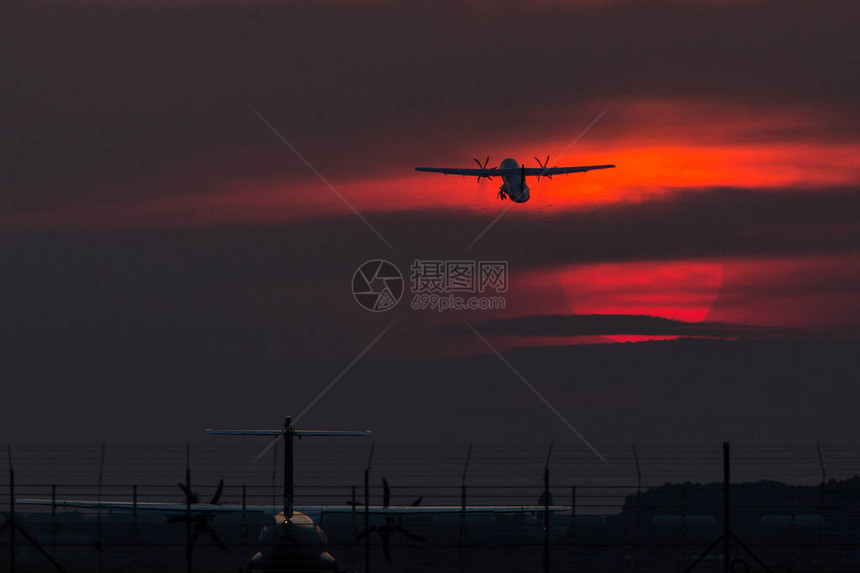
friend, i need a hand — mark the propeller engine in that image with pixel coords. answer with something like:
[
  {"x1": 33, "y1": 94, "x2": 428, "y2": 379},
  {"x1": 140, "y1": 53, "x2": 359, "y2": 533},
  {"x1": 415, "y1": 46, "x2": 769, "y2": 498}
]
[
  {"x1": 473, "y1": 156, "x2": 495, "y2": 183},
  {"x1": 171, "y1": 477, "x2": 229, "y2": 552},
  {"x1": 354, "y1": 478, "x2": 426, "y2": 562},
  {"x1": 534, "y1": 155, "x2": 553, "y2": 181}
]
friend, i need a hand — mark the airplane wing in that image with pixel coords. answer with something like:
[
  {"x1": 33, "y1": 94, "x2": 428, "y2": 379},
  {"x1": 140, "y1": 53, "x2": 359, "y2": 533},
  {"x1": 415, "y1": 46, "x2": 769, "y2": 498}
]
[
  {"x1": 414, "y1": 165, "x2": 614, "y2": 177},
  {"x1": 309, "y1": 505, "x2": 569, "y2": 515},
  {"x1": 414, "y1": 167, "x2": 505, "y2": 177},
  {"x1": 18, "y1": 499, "x2": 270, "y2": 514},
  {"x1": 522, "y1": 164, "x2": 615, "y2": 176},
  {"x1": 19, "y1": 499, "x2": 567, "y2": 517}
]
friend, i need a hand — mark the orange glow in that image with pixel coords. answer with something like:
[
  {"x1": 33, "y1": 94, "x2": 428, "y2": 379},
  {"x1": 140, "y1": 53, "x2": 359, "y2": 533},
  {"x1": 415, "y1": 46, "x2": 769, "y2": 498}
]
[{"x1": 3, "y1": 98, "x2": 859, "y2": 229}]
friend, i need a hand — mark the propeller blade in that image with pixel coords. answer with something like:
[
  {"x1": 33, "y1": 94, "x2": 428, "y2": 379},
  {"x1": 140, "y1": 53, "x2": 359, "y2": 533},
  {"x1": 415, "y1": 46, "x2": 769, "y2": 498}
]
[
  {"x1": 178, "y1": 483, "x2": 198, "y2": 505},
  {"x1": 210, "y1": 479, "x2": 224, "y2": 505},
  {"x1": 382, "y1": 477, "x2": 390, "y2": 508},
  {"x1": 209, "y1": 528, "x2": 230, "y2": 552},
  {"x1": 409, "y1": 496, "x2": 423, "y2": 507},
  {"x1": 474, "y1": 157, "x2": 493, "y2": 183}
]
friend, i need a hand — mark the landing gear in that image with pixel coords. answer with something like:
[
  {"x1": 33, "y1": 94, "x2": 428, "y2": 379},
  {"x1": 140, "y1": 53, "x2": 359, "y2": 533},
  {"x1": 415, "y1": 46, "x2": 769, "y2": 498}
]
[{"x1": 497, "y1": 190, "x2": 508, "y2": 201}]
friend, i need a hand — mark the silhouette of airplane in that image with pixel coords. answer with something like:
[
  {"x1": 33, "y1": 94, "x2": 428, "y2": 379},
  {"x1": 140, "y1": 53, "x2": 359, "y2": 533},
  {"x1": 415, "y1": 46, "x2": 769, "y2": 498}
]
[{"x1": 415, "y1": 156, "x2": 615, "y2": 202}]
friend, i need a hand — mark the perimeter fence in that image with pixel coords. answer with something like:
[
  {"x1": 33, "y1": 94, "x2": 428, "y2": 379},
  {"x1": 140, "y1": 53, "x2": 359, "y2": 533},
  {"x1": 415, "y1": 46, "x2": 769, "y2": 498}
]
[{"x1": 1, "y1": 442, "x2": 859, "y2": 572}]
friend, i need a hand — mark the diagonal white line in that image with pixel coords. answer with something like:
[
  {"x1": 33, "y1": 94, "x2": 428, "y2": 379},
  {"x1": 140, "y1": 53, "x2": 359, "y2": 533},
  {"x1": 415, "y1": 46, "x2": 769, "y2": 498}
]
[
  {"x1": 464, "y1": 107, "x2": 610, "y2": 251},
  {"x1": 464, "y1": 202, "x2": 514, "y2": 252},
  {"x1": 465, "y1": 321, "x2": 608, "y2": 464},
  {"x1": 294, "y1": 320, "x2": 397, "y2": 426},
  {"x1": 551, "y1": 107, "x2": 609, "y2": 170},
  {"x1": 252, "y1": 320, "x2": 396, "y2": 465},
  {"x1": 250, "y1": 106, "x2": 395, "y2": 251},
  {"x1": 252, "y1": 433, "x2": 283, "y2": 465}
]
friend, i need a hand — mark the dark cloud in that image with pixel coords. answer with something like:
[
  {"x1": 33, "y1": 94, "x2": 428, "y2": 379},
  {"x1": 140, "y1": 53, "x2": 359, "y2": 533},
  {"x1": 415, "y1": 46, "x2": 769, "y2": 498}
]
[
  {"x1": 461, "y1": 313, "x2": 789, "y2": 338},
  {"x1": 1, "y1": 185, "x2": 857, "y2": 364},
  {"x1": 1, "y1": 183, "x2": 858, "y2": 445},
  {"x1": 376, "y1": 185, "x2": 860, "y2": 266},
  {"x1": 2, "y1": 325, "x2": 859, "y2": 448},
  {"x1": 3, "y1": 185, "x2": 858, "y2": 320}
]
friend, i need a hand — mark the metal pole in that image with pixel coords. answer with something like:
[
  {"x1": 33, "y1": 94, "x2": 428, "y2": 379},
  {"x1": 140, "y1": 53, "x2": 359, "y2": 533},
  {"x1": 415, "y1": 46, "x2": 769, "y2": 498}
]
[
  {"x1": 185, "y1": 443, "x2": 192, "y2": 573},
  {"x1": 97, "y1": 443, "x2": 105, "y2": 573},
  {"x1": 816, "y1": 442, "x2": 826, "y2": 573},
  {"x1": 681, "y1": 483, "x2": 687, "y2": 564},
  {"x1": 129, "y1": 484, "x2": 137, "y2": 572},
  {"x1": 633, "y1": 444, "x2": 641, "y2": 573},
  {"x1": 9, "y1": 446, "x2": 16, "y2": 573},
  {"x1": 242, "y1": 485, "x2": 247, "y2": 539},
  {"x1": 132, "y1": 484, "x2": 138, "y2": 548},
  {"x1": 2, "y1": 448, "x2": 67, "y2": 573},
  {"x1": 544, "y1": 464, "x2": 550, "y2": 573},
  {"x1": 363, "y1": 443, "x2": 374, "y2": 573},
  {"x1": 351, "y1": 485, "x2": 356, "y2": 536},
  {"x1": 459, "y1": 443, "x2": 472, "y2": 573},
  {"x1": 543, "y1": 443, "x2": 553, "y2": 573},
  {"x1": 284, "y1": 416, "x2": 294, "y2": 518},
  {"x1": 723, "y1": 442, "x2": 730, "y2": 573},
  {"x1": 364, "y1": 468, "x2": 370, "y2": 573},
  {"x1": 51, "y1": 484, "x2": 57, "y2": 547}
]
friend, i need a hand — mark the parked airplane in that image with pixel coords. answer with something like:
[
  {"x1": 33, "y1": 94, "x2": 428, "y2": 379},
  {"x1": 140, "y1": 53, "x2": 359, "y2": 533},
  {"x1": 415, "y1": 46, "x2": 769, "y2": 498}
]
[
  {"x1": 415, "y1": 156, "x2": 615, "y2": 202},
  {"x1": 17, "y1": 417, "x2": 567, "y2": 570}
]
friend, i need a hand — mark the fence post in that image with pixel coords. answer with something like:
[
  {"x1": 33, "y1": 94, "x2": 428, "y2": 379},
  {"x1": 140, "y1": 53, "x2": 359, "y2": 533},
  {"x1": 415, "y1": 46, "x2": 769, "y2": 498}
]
[
  {"x1": 633, "y1": 444, "x2": 641, "y2": 573},
  {"x1": 816, "y1": 442, "x2": 826, "y2": 573},
  {"x1": 242, "y1": 484, "x2": 248, "y2": 538},
  {"x1": 97, "y1": 443, "x2": 106, "y2": 573},
  {"x1": 723, "y1": 442, "x2": 730, "y2": 573},
  {"x1": 51, "y1": 484, "x2": 57, "y2": 547},
  {"x1": 459, "y1": 443, "x2": 472, "y2": 573},
  {"x1": 9, "y1": 446, "x2": 16, "y2": 573},
  {"x1": 543, "y1": 443, "x2": 553, "y2": 573}
]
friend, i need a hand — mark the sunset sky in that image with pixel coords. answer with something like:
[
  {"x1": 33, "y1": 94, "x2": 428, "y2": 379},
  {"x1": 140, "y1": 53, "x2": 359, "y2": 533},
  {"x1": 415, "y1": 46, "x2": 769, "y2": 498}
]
[{"x1": 1, "y1": 0, "x2": 858, "y2": 451}]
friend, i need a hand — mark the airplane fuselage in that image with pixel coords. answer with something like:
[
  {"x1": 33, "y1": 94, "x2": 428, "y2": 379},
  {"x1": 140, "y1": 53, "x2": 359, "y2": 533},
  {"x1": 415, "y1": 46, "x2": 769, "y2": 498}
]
[{"x1": 498, "y1": 158, "x2": 530, "y2": 203}]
